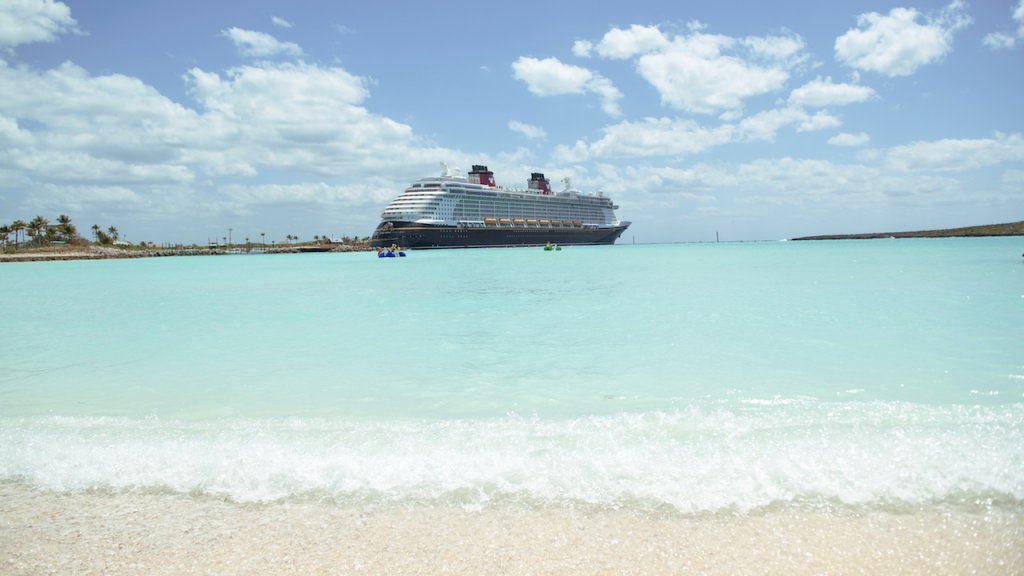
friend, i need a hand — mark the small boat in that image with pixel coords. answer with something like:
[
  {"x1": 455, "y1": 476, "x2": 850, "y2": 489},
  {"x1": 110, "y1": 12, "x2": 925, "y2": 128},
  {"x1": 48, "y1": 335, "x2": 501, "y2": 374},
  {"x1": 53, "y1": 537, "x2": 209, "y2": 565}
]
[{"x1": 377, "y1": 245, "x2": 407, "y2": 258}]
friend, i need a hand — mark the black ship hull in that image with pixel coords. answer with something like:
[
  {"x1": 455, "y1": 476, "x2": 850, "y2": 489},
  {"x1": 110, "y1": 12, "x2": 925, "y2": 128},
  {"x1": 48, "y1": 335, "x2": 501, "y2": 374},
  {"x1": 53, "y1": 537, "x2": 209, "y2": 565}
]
[{"x1": 370, "y1": 221, "x2": 629, "y2": 249}]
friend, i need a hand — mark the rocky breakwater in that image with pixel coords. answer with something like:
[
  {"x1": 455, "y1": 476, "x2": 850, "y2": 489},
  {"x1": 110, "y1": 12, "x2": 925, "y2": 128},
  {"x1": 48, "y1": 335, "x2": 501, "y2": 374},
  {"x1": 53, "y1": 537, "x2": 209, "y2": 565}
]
[
  {"x1": 1, "y1": 246, "x2": 222, "y2": 263},
  {"x1": 1, "y1": 244, "x2": 374, "y2": 263}
]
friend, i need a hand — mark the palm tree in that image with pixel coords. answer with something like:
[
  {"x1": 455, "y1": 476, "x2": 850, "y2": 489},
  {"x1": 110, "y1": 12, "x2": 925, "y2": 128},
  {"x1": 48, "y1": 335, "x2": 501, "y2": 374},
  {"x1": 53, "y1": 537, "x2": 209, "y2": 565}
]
[
  {"x1": 57, "y1": 214, "x2": 77, "y2": 243},
  {"x1": 107, "y1": 226, "x2": 119, "y2": 242},
  {"x1": 28, "y1": 215, "x2": 47, "y2": 246},
  {"x1": 10, "y1": 219, "x2": 26, "y2": 249},
  {"x1": 0, "y1": 224, "x2": 9, "y2": 250},
  {"x1": 91, "y1": 224, "x2": 101, "y2": 242},
  {"x1": 260, "y1": 232, "x2": 266, "y2": 246}
]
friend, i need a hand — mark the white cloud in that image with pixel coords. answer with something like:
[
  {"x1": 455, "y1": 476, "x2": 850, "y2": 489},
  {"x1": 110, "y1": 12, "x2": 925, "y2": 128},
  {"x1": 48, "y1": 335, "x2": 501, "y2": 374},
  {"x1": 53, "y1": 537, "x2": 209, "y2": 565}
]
[
  {"x1": 555, "y1": 117, "x2": 734, "y2": 161},
  {"x1": 737, "y1": 107, "x2": 840, "y2": 141},
  {"x1": 511, "y1": 56, "x2": 622, "y2": 116},
  {"x1": 595, "y1": 24, "x2": 668, "y2": 59},
  {"x1": 0, "y1": 0, "x2": 77, "y2": 49},
  {"x1": 0, "y1": 59, "x2": 205, "y2": 176},
  {"x1": 0, "y1": 53, "x2": 456, "y2": 233},
  {"x1": 835, "y1": 1, "x2": 971, "y2": 77},
  {"x1": 737, "y1": 158, "x2": 882, "y2": 203},
  {"x1": 508, "y1": 120, "x2": 547, "y2": 140},
  {"x1": 185, "y1": 62, "x2": 428, "y2": 174},
  {"x1": 729, "y1": 156, "x2": 980, "y2": 215},
  {"x1": 572, "y1": 39, "x2": 593, "y2": 57},
  {"x1": 554, "y1": 104, "x2": 846, "y2": 162},
  {"x1": 633, "y1": 30, "x2": 800, "y2": 114},
  {"x1": 220, "y1": 181, "x2": 386, "y2": 208},
  {"x1": 829, "y1": 132, "x2": 871, "y2": 146},
  {"x1": 797, "y1": 110, "x2": 842, "y2": 132},
  {"x1": 983, "y1": 0, "x2": 1024, "y2": 50},
  {"x1": 886, "y1": 133, "x2": 1024, "y2": 172},
  {"x1": 788, "y1": 77, "x2": 877, "y2": 107},
  {"x1": 742, "y1": 34, "x2": 809, "y2": 69},
  {"x1": 527, "y1": 24, "x2": 808, "y2": 117},
  {"x1": 222, "y1": 27, "x2": 303, "y2": 58},
  {"x1": 634, "y1": 27, "x2": 802, "y2": 115},
  {"x1": 512, "y1": 56, "x2": 592, "y2": 95},
  {"x1": 983, "y1": 32, "x2": 1017, "y2": 50},
  {"x1": 271, "y1": 16, "x2": 293, "y2": 29},
  {"x1": 589, "y1": 163, "x2": 724, "y2": 201}
]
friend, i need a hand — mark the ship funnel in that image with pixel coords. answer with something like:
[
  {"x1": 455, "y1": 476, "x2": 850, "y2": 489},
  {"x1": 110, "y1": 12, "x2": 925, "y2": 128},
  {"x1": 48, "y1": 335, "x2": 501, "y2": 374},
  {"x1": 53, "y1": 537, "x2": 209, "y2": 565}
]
[
  {"x1": 468, "y1": 164, "x2": 496, "y2": 187},
  {"x1": 528, "y1": 172, "x2": 551, "y2": 194}
]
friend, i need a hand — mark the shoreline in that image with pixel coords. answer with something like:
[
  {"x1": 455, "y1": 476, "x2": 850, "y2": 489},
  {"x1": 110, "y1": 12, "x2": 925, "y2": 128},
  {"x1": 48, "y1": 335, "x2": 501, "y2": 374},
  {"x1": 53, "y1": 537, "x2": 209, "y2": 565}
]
[
  {"x1": 791, "y1": 220, "x2": 1024, "y2": 241},
  {"x1": 0, "y1": 244, "x2": 373, "y2": 263},
  {"x1": 1, "y1": 483, "x2": 1021, "y2": 575}
]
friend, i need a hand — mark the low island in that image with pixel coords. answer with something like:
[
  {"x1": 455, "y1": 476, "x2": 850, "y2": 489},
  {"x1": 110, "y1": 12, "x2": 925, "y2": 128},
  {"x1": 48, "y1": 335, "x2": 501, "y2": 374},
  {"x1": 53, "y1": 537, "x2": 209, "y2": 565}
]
[{"x1": 791, "y1": 220, "x2": 1024, "y2": 240}]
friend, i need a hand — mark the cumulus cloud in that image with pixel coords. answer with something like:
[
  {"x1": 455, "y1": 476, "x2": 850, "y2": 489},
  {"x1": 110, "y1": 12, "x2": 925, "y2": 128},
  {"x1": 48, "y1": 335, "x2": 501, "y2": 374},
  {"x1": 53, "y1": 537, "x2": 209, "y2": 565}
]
[
  {"x1": 0, "y1": 59, "x2": 204, "y2": 175},
  {"x1": 572, "y1": 39, "x2": 593, "y2": 57},
  {"x1": 511, "y1": 56, "x2": 622, "y2": 116},
  {"x1": 0, "y1": 0, "x2": 77, "y2": 49},
  {"x1": 552, "y1": 103, "x2": 848, "y2": 162},
  {"x1": 835, "y1": 1, "x2": 972, "y2": 76},
  {"x1": 983, "y1": 0, "x2": 1024, "y2": 50},
  {"x1": 829, "y1": 132, "x2": 871, "y2": 146},
  {"x1": 184, "y1": 61, "x2": 426, "y2": 175},
  {"x1": 788, "y1": 77, "x2": 877, "y2": 107},
  {"x1": 508, "y1": 120, "x2": 547, "y2": 141},
  {"x1": 737, "y1": 107, "x2": 840, "y2": 141},
  {"x1": 886, "y1": 132, "x2": 1024, "y2": 172},
  {"x1": 639, "y1": 35, "x2": 790, "y2": 114},
  {"x1": 220, "y1": 181, "x2": 384, "y2": 207},
  {"x1": 271, "y1": 16, "x2": 293, "y2": 29},
  {"x1": 222, "y1": 27, "x2": 303, "y2": 58},
  {"x1": 553, "y1": 117, "x2": 735, "y2": 162},
  {"x1": 594, "y1": 24, "x2": 669, "y2": 59},
  {"x1": 601, "y1": 25, "x2": 805, "y2": 115},
  {"x1": 0, "y1": 50, "x2": 456, "y2": 233},
  {"x1": 742, "y1": 34, "x2": 810, "y2": 69},
  {"x1": 519, "y1": 24, "x2": 807, "y2": 117}
]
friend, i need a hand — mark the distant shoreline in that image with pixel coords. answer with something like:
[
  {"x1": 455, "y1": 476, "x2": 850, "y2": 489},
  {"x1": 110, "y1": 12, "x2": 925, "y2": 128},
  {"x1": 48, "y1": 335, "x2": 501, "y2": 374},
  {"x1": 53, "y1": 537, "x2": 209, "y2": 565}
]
[
  {"x1": 791, "y1": 220, "x2": 1024, "y2": 241},
  {"x1": 0, "y1": 244, "x2": 373, "y2": 263}
]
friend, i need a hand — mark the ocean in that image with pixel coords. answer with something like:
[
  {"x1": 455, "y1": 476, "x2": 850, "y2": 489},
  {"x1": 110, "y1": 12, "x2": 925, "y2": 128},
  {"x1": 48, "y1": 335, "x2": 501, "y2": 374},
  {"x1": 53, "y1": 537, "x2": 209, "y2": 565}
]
[{"x1": 1, "y1": 238, "x2": 1022, "y2": 574}]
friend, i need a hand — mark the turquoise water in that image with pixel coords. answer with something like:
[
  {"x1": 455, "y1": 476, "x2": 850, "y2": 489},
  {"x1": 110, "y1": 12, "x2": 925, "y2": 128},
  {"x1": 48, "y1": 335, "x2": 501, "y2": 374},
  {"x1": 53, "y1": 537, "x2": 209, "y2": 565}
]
[{"x1": 1, "y1": 238, "x2": 1022, "y2": 510}]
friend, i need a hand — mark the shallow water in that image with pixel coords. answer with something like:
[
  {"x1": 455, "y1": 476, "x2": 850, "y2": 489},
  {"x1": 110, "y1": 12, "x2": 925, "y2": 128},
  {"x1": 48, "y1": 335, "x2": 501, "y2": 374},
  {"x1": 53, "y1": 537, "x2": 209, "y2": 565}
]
[{"x1": 1, "y1": 238, "x2": 1022, "y2": 513}]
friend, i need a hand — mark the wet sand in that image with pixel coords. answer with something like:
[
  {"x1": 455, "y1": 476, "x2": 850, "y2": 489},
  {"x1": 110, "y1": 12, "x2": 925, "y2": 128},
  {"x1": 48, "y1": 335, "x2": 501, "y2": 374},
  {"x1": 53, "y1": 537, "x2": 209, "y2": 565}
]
[{"x1": 1, "y1": 483, "x2": 1021, "y2": 575}]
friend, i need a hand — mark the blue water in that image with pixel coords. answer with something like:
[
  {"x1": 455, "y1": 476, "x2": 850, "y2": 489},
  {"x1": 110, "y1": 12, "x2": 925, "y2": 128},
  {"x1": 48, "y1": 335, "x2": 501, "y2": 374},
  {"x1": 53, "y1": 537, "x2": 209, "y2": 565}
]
[{"x1": 1, "y1": 238, "x2": 1022, "y2": 510}]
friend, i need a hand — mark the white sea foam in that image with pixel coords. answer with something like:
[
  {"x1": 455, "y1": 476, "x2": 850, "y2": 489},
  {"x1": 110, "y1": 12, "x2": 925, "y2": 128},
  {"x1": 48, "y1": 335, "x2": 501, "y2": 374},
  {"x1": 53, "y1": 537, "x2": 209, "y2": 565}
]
[{"x1": 2, "y1": 401, "x2": 1022, "y2": 512}]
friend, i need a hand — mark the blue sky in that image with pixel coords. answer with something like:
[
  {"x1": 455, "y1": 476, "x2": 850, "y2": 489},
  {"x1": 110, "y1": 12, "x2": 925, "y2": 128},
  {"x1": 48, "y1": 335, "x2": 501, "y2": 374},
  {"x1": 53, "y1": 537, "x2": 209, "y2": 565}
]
[{"x1": 1, "y1": 0, "x2": 1022, "y2": 244}]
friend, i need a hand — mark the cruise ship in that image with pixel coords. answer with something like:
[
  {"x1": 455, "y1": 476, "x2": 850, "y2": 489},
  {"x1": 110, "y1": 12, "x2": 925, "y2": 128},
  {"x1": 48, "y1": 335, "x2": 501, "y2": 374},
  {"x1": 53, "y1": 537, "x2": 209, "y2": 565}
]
[{"x1": 369, "y1": 164, "x2": 630, "y2": 249}]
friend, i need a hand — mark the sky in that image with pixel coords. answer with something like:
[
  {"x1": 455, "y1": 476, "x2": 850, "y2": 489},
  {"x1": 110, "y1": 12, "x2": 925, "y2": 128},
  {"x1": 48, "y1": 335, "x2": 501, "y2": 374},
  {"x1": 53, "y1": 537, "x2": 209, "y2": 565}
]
[{"x1": 0, "y1": 0, "x2": 1022, "y2": 244}]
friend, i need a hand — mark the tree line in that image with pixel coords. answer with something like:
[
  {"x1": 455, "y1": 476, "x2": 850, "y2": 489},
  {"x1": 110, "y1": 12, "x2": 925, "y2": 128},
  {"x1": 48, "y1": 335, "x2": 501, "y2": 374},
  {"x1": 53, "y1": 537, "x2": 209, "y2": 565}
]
[
  {"x1": 2, "y1": 214, "x2": 372, "y2": 252},
  {"x1": 0, "y1": 214, "x2": 121, "y2": 251}
]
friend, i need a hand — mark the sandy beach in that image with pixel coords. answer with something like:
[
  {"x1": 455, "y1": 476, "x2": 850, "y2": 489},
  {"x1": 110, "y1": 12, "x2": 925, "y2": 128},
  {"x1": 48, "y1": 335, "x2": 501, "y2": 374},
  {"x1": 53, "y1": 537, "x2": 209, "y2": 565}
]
[{"x1": 1, "y1": 483, "x2": 1021, "y2": 576}]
